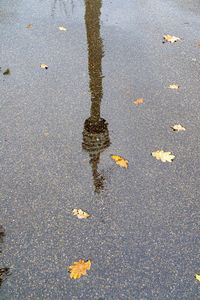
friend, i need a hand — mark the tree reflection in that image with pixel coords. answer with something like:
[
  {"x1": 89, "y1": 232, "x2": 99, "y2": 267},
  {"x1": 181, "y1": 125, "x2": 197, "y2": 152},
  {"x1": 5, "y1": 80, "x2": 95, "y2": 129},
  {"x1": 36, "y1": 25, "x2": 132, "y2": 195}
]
[
  {"x1": 82, "y1": 0, "x2": 110, "y2": 193},
  {"x1": 0, "y1": 226, "x2": 10, "y2": 287}
]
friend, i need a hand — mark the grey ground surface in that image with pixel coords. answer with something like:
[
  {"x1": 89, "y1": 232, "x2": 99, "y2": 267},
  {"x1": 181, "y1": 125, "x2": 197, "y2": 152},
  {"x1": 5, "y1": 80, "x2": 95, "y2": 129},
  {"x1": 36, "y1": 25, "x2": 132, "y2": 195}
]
[{"x1": 1, "y1": 0, "x2": 200, "y2": 299}]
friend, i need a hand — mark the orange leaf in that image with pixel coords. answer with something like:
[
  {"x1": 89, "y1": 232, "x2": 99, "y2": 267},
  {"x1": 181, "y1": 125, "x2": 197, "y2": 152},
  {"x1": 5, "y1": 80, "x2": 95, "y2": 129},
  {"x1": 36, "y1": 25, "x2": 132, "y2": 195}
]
[
  {"x1": 193, "y1": 42, "x2": 200, "y2": 47},
  {"x1": 68, "y1": 260, "x2": 91, "y2": 279},
  {"x1": 133, "y1": 98, "x2": 144, "y2": 106}
]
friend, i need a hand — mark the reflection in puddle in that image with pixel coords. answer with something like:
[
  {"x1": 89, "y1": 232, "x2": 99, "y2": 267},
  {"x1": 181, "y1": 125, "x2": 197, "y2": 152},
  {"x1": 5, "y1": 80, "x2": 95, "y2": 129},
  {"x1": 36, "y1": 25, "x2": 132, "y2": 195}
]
[
  {"x1": 82, "y1": 0, "x2": 110, "y2": 193},
  {"x1": 51, "y1": 0, "x2": 76, "y2": 17},
  {"x1": 0, "y1": 226, "x2": 10, "y2": 287}
]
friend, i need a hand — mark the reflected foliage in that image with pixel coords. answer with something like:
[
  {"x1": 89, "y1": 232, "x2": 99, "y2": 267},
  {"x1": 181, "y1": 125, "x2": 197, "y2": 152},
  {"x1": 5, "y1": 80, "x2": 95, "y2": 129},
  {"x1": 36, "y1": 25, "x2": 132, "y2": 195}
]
[{"x1": 0, "y1": 226, "x2": 10, "y2": 287}]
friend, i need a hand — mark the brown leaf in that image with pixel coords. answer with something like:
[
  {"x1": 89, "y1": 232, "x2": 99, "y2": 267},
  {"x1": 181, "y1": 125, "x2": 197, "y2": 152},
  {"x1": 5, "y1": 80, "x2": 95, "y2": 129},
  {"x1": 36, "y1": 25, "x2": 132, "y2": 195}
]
[
  {"x1": 111, "y1": 155, "x2": 128, "y2": 169},
  {"x1": 133, "y1": 98, "x2": 144, "y2": 106},
  {"x1": 68, "y1": 260, "x2": 91, "y2": 279},
  {"x1": 3, "y1": 69, "x2": 11, "y2": 75},
  {"x1": 72, "y1": 209, "x2": 90, "y2": 219},
  {"x1": 193, "y1": 42, "x2": 200, "y2": 47}
]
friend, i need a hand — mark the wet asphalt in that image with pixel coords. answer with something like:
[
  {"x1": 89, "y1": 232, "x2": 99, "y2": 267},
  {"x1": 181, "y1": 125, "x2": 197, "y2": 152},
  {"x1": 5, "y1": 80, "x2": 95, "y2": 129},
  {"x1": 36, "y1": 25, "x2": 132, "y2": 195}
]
[{"x1": 1, "y1": 0, "x2": 200, "y2": 299}]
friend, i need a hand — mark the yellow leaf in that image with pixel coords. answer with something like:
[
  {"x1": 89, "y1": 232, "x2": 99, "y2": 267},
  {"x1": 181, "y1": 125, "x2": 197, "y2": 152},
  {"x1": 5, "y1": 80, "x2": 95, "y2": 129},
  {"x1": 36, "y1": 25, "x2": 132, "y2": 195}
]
[
  {"x1": 68, "y1": 260, "x2": 91, "y2": 279},
  {"x1": 111, "y1": 155, "x2": 129, "y2": 169},
  {"x1": 26, "y1": 24, "x2": 33, "y2": 29},
  {"x1": 195, "y1": 274, "x2": 200, "y2": 281},
  {"x1": 163, "y1": 35, "x2": 181, "y2": 43},
  {"x1": 171, "y1": 124, "x2": 186, "y2": 132},
  {"x1": 59, "y1": 26, "x2": 67, "y2": 31},
  {"x1": 133, "y1": 98, "x2": 144, "y2": 106},
  {"x1": 40, "y1": 64, "x2": 48, "y2": 69},
  {"x1": 168, "y1": 84, "x2": 180, "y2": 90},
  {"x1": 151, "y1": 150, "x2": 175, "y2": 162},
  {"x1": 72, "y1": 209, "x2": 90, "y2": 219}
]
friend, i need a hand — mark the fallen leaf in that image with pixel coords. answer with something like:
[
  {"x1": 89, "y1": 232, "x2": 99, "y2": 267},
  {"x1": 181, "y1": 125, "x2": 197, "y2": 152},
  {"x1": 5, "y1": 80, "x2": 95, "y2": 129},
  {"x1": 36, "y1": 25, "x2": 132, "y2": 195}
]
[
  {"x1": 168, "y1": 84, "x2": 180, "y2": 90},
  {"x1": 72, "y1": 209, "x2": 90, "y2": 219},
  {"x1": 171, "y1": 124, "x2": 186, "y2": 132},
  {"x1": 151, "y1": 150, "x2": 175, "y2": 162},
  {"x1": 59, "y1": 26, "x2": 67, "y2": 31},
  {"x1": 40, "y1": 64, "x2": 48, "y2": 69},
  {"x1": 111, "y1": 155, "x2": 129, "y2": 169},
  {"x1": 3, "y1": 69, "x2": 11, "y2": 75},
  {"x1": 68, "y1": 260, "x2": 91, "y2": 279},
  {"x1": 163, "y1": 35, "x2": 181, "y2": 43},
  {"x1": 195, "y1": 274, "x2": 200, "y2": 282},
  {"x1": 26, "y1": 24, "x2": 32, "y2": 29},
  {"x1": 133, "y1": 98, "x2": 144, "y2": 106},
  {"x1": 193, "y1": 42, "x2": 200, "y2": 47}
]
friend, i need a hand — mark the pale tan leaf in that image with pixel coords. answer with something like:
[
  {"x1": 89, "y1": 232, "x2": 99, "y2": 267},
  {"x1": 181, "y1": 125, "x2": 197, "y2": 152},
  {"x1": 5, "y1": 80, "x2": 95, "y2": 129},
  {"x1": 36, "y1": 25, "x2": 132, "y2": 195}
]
[
  {"x1": 133, "y1": 98, "x2": 144, "y2": 106},
  {"x1": 59, "y1": 26, "x2": 67, "y2": 31},
  {"x1": 171, "y1": 124, "x2": 186, "y2": 132},
  {"x1": 152, "y1": 150, "x2": 175, "y2": 162},
  {"x1": 163, "y1": 35, "x2": 181, "y2": 43},
  {"x1": 168, "y1": 84, "x2": 180, "y2": 90},
  {"x1": 40, "y1": 64, "x2": 48, "y2": 69},
  {"x1": 68, "y1": 260, "x2": 91, "y2": 279},
  {"x1": 72, "y1": 209, "x2": 90, "y2": 219},
  {"x1": 111, "y1": 155, "x2": 129, "y2": 169},
  {"x1": 26, "y1": 24, "x2": 33, "y2": 29},
  {"x1": 193, "y1": 42, "x2": 200, "y2": 47}
]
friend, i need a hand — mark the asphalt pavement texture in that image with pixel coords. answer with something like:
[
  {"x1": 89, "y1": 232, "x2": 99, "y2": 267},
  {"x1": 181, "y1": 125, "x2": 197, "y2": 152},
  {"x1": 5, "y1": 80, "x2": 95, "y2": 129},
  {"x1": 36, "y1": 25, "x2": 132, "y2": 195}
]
[{"x1": 1, "y1": 0, "x2": 200, "y2": 299}]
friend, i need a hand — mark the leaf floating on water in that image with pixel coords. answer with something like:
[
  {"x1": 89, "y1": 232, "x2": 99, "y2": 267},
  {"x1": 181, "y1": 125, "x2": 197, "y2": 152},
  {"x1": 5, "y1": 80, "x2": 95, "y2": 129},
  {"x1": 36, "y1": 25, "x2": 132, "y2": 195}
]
[
  {"x1": 151, "y1": 150, "x2": 175, "y2": 162},
  {"x1": 195, "y1": 274, "x2": 200, "y2": 282},
  {"x1": 40, "y1": 64, "x2": 48, "y2": 70},
  {"x1": 3, "y1": 69, "x2": 11, "y2": 75},
  {"x1": 68, "y1": 260, "x2": 91, "y2": 279},
  {"x1": 163, "y1": 35, "x2": 181, "y2": 43},
  {"x1": 133, "y1": 98, "x2": 144, "y2": 106},
  {"x1": 171, "y1": 124, "x2": 186, "y2": 132},
  {"x1": 26, "y1": 24, "x2": 33, "y2": 29},
  {"x1": 59, "y1": 26, "x2": 67, "y2": 31},
  {"x1": 72, "y1": 209, "x2": 90, "y2": 219},
  {"x1": 168, "y1": 84, "x2": 180, "y2": 90},
  {"x1": 111, "y1": 155, "x2": 129, "y2": 169},
  {"x1": 193, "y1": 42, "x2": 200, "y2": 47}
]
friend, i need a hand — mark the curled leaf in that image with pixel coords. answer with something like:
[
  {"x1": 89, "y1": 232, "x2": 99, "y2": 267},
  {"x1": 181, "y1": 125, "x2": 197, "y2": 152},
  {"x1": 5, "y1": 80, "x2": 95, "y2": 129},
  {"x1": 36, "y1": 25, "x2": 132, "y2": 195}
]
[
  {"x1": 111, "y1": 155, "x2": 128, "y2": 169},
  {"x1": 133, "y1": 98, "x2": 144, "y2": 106},
  {"x1": 168, "y1": 84, "x2": 180, "y2": 90},
  {"x1": 152, "y1": 150, "x2": 175, "y2": 162},
  {"x1": 68, "y1": 260, "x2": 91, "y2": 279},
  {"x1": 72, "y1": 209, "x2": 90, "y2": 219},
  {"x1": 40, "y1": 64, "x2": 48, "y2": 69},
  {"x1": 163, "y1": 35, "x2": 181, "y2": 43},
  {"x1": 171, "y1": 124, "x2": 186, "y2": 132}
]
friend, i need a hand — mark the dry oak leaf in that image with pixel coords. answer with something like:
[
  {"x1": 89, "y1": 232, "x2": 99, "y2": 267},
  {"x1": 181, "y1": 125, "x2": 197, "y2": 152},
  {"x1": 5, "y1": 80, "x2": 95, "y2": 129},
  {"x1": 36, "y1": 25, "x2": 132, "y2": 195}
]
[
  {"x1": 163, "y1": 35, "x2": 181, "y2": 43},
  {"x1": 152, "y1": 150, "x2": 175, "y2": 162},
  {"x1": 193, "y1": 42, "x2": 200, "y2": 47},
  {"x1": 195, "y1": 274, "x2": 200, "y2": 282},
  {"x1": 111, "y1": 155, "x2": 129, "y2": 169},
  {"x1": 133, "y1": 98, "x2": 144, "y2": 106},
  {"x1": 168, "y1": 84, "x2": 180, "y2": 90},
  {"x1": 68, "y1": 260, "x2": 91, "y2": 279},
  {"x1": 40, "y1": 64, "x2": 48, "y2": 69},
  {"x1": 59, "y1": 26, "x2": 67, "y2": 31},
  {"x1": 171, "y1": 124, "x2": 186, "y2": 132},
  {"x1": 72, "y1": 208, "x2": 90, "y2": 219}
]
